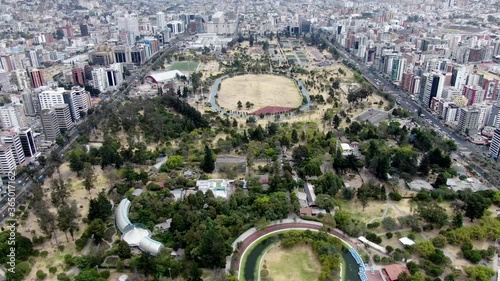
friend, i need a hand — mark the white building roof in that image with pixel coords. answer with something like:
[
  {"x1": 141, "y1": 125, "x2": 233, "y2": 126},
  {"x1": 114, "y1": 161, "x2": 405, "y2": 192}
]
[
  {"x1": 139, "y1": 236, "x2": 164, "y2": 255},
  {"x1": 446, "y1": 177, "x2": 488, "y2": 192},
  {"x1": 114, "y1": 199, "x2": 164, "y2": 256},
  {"x1": 196, "y1": 179, "x2": 228, "y2": 199},
  {"x1": 122, "y1": 227, "x2": 150, "y2": 246},
  {"x1": 115, "y1": 199, "x2": 132, "y2": 233},
  {"x1": 304, "y1": 182, "x2": 316, "y2": 205},
  {"x1": 132, "y1": 189, "x2": 143, "y2": 196},
  {"x1": 399, "y1": 237, "x2": 416, "y2": 246},
  {"x1": 340, "y1": 143, "x2": 352, "y2": 150},
  {"x1": 171, "y1": 189, "x2": 184, "y2": 201},
  {"x1": 407, "y1": 180, "x2": 433, "y2": 191},
  {"x1": 146, "y1": 70, "x2": 185, "y2": 83},
  {"x1": 358, "y1": 236, "x2": 387, "y2": 253}
]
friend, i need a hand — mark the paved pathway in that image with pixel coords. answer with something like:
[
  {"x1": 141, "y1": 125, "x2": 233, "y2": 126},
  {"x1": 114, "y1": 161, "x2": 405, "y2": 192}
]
[{"x1": 81, "y1": 238, "x2": 94, "y2": 255}]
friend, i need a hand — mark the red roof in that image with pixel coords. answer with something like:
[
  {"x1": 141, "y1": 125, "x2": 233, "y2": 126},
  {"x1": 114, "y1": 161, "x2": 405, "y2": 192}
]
[
  {"x1": 383, "y1": 264, "x2": 410, "y2": 281},
  {"x1": 252, "y1": 106, "x2": 294, "y2": 115}
]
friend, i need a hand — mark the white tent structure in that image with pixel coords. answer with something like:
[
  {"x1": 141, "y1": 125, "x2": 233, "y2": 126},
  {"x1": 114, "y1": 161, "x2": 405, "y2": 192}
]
[{"x1": 115, "y1": 198, "x2": 164, "y2": 255}]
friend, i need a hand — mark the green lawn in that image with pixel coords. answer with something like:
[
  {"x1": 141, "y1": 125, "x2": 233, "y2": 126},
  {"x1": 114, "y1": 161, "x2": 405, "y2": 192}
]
[
  {"x1": 264, "y1": 245, "x2": 321, "y2": 281},
  {"x1": 170, "y1": 61, "x2": 200, "y2": 72}
]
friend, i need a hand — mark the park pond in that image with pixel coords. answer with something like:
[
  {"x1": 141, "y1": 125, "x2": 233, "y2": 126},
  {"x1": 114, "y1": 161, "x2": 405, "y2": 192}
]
[{"x1": 240, "y1": 232, "x2": 362, "y2": 281}]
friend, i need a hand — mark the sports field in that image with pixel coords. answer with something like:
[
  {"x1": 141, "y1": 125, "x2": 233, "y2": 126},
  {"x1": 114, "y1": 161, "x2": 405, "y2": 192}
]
[
  {"x1": 262, "y1": 244, "x2": 320, "y2": 281},
  {"x1": 170, "y1": 61, "x2": 199, "y2": 72},
  {"x1": 217, "y1": 74, "x2": 302, "y2": 112}
]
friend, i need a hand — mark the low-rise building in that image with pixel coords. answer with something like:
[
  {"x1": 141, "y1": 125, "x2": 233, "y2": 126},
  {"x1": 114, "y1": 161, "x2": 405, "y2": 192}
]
[
  {"x1": 383, "y1": 264, "x2": 410, "y2": 281},
  {"x1": 196, "y1": 179, "x2": 229, "y2": 199},
  {"x1": 304, "y1": 182, "x2": 316, "y2": 206},
  {"x1": 406, "y1": 180, "x2": 433, "y2": 191},
  {"x1": 340, "y1": 143, "x2": 353, "y2": 155}
]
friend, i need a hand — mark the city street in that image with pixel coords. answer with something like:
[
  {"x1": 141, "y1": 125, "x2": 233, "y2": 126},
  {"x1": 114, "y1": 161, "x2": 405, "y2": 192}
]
[
  {"x1": 335, "y1": 47, "x2": 493, "y2": 179},
  {"x1": 0, "y1": 37, "x2": 185, "y2": 224}
]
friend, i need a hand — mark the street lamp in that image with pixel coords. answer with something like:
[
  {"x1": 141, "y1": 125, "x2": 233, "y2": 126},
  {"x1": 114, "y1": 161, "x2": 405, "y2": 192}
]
[{"x1": 168, "y1": 267, "x2": 172, "y2": 279}]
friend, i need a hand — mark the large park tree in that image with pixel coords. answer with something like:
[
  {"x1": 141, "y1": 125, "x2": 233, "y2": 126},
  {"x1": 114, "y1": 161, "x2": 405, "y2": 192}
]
[
  {"x1": 200, "y1": 145, "x2": 215, "y2": 173},
  {"x1": 0, "y1": 232, "x2": 34, "y2": 263},
  {"x1": 199, "y1": 222, "x2": 230, "y2": 268},
  {"x1": 88, "y1": 192, "x2": 112, "y2": 221},
  {"x1": 57, "y1": 201, "x2": 79, "y2": 242},
  {"x1": 82, "y1": 164, "x2": 95, "y2": 192},
  {"x1": 464, "y1": 192, "x2": 491, "y2": 222}
]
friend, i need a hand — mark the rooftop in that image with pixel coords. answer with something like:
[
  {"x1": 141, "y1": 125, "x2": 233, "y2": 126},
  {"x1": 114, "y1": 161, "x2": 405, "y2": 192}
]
[
  {"x1": 146, "y1": 70, "x2": 185, "y2": 84},
  {"x1": 399, "y1": 237, "x2": 415, "y2": 246},
  {"x1": 383, "y1": 264, "x2": 410, "y2": 281},
  {"x1": 407, "y1": 180, "x2": 433, "y2": 191}
]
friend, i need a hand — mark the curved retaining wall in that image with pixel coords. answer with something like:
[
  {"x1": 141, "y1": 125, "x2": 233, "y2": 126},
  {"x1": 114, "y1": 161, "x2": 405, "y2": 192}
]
[
  {"x1": 228, "y1": 219, "x2": 367, "y2": 281},
  {"x1": 209, "y1": 73, "x2": 311, "y2": 119}
]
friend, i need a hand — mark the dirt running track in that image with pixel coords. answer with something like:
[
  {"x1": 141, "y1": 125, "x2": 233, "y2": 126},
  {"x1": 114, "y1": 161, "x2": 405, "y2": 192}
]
[{"x1": 232, "y1": 223, "x2": 356, "y2": 272}]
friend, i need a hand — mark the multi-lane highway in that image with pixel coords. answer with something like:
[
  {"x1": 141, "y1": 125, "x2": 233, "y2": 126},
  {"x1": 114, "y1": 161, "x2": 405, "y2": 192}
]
[
  {"x1": 0, "y1": 37, "x2": 185, "y2": 224},
  {"x1": 337, "y1": 48, "x2": 487, "y2": 154},
  {"x1": 333, "y1": 46, "x2": 497, "y2": 183}
]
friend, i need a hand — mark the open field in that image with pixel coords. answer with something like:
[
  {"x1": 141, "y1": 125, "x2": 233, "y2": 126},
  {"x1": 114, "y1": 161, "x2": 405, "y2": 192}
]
[
  {"x1": 263, "y1": 244, "x2": 320, "y2": 281},
  {"x1": 170, "y1": 61, "x2": 200, "y2": 72},
  {"x1": 217, "y1": 74, "x2": 303, "y2": 113}
]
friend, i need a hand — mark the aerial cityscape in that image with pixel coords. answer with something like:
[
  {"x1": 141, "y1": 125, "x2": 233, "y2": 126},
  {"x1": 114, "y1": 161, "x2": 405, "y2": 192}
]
[{"x1": 0, "y1": 0, "x2": 499, "y2": 280}]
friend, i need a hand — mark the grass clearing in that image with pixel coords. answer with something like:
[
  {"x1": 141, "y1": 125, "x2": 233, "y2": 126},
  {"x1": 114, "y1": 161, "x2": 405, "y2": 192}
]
[
  {"x1": 170, "y1": 61, "x2": 200, "y2": 72},
  {"x1": 263, "y1": 244, "x2": 321, "y2": 281},
  {"x1": 217, "y1": 74, "x2": 302, "y2": 113}
]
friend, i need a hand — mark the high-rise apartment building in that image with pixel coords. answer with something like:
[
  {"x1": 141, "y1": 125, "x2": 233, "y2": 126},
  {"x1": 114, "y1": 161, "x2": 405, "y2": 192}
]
[
  {"x1": 28, "y1": 50, "x2": 39, "y2": 68},
  {"x1": 457, "y1": 107, "x2": 480, "y2": 135},
  {"x1": 0, "y1": 55, "x2": 14, "y2": 72},
  {"x1": 157, "y1": 12, "x2": 166, "y2": 29},
  {"x1": 63, "y1": 86, "x2": 90, "y2": 122},
  {"x1": 79, "y1": 24, "x2": 89, "y2": 36},
  {"x1": 21, "y1": 92, "x2": 37, "y2": 116},
  {"x1": 0, "y1": 144, "x2": 16, "y2": 176},
  {"x1": 113, "y1": 47, "x2": 132, "y2": 63},
  {"x1": 72, "y1": 67, "x2": 85, "y2": 85},
  {"x1": 15, "y1": 69, "x2": 30, "y2": 90},
  {"x1": 421, "y1": 72, "x2": 445, "y2": 108},
  {"x1": 487, "y1": 104, "x2": 500, "y2": 129},
  {"x1": 53, "y1": 104, "x2": 74, "y2": 133},
  {"x1": 29, "y1": 68, "x2": 45, "y2": 88},
  {"x1": 167, "y1": 20, "x2": 185, "y2": 34},
  {"x1": 477, "y1": 105, "x2": 492, "y2": 130},
  {"x1": 489, "y1": 129, "x2": 500, "y2": 160},
  {"x1": 40, "y1": 109, "x2": 61, "y2": 141},
  {"x1": 38, "y1": 87, "x2": 66, "y2": 110},
  {"x1": 462, "y1": 85, "x2": 485, "y2": 106},
  {"x1": 18, "y1": 128, "x2": 37, "y2": 157},
  {"x1": 106, "y1": 63, "x2": 123, "y2": 89},
  {"x1": 0, "y1": 105, "x2": 27, "y2": 129},
  {"x1": 0, "y1": 131, "x2": 26, "y2": 165},
  {"x1": 451, "y1": 67, "x2": 467, "y2": 90},
  {"x1": 91, "y1": 68, "x2": 107, "y2": 92}
]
